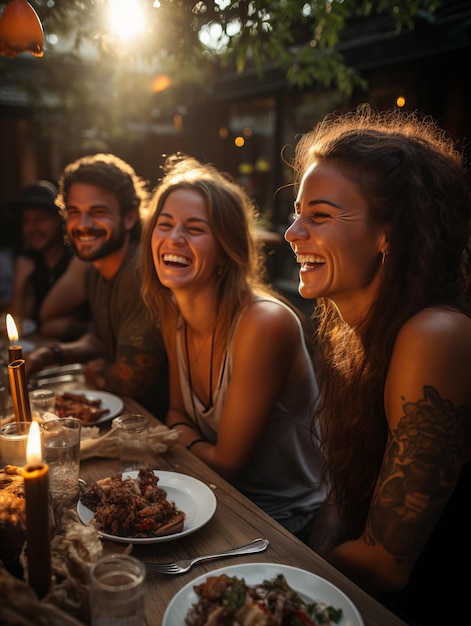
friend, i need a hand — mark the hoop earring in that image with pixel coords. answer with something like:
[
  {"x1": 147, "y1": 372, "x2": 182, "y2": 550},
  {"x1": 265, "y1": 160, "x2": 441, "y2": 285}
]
[{"x1": 381, "y1": 252, "x2": 386, "y2": 265}]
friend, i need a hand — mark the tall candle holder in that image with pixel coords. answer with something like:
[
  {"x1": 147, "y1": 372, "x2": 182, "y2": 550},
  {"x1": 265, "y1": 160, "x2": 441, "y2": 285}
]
[{"x1": 8, "y1": 359, "x2": 32, "y2": 422}]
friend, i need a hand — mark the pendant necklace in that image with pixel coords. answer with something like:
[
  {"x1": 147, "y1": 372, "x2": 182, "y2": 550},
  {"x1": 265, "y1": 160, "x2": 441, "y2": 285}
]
[
  {"x1": 184, "y1": 321, "x2": 215, "y2": 413},
  {"x1": 187, "y1": 327, "x2": 213, "y2": 368}
]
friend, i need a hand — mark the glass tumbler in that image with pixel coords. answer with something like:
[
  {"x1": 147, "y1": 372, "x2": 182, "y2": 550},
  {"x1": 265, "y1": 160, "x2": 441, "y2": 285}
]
[
  {"x1": 112, "y1": 414, "x2": 150, "y2": 473},
  {"x1": 0, "y1": 421, "x2": 33, "y2": 468},
  {"x1": 42, "y1": 417, "x2": 81, "y2": 505},
  {"x1": 29, "y1": 388, "x2": 56, "y2": 419},
  {"x1": 89, "y1": 553, "x2": 146, "y2": 626}
]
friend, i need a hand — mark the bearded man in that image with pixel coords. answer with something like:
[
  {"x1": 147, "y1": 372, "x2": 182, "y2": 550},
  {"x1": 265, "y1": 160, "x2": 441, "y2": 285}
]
[{"x1": 26, "y1": 154, "x2": 168, "y2": 419}]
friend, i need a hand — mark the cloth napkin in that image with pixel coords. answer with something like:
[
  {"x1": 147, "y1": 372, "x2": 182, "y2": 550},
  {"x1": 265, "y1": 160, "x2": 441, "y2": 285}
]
[
  {"x1": 0, "y1": 507, "x2": 99, "y2": 626},
  {"x1": 79, "y1": 423, "x2": 180, "y2": 461}
]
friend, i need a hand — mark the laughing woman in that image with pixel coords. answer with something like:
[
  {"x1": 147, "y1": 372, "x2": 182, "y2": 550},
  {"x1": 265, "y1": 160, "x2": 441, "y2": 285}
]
[
  {"x1": 285, "y1": 104, "x2": 471, "y2": 625},
  {"x1": 140, "y1": 155, "x2": 325, "y2": 539}
]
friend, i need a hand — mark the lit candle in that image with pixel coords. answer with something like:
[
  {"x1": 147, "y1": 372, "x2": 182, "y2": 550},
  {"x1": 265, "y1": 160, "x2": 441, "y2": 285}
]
[
  {"x1": 23, "y1": 420, "x2": 51, "y2": 598},
  {"x1": 8, "y1": 359, "x2": 32, "y2": 423},
  {"x1": 6, "y1": 313, "x2": 22, "y2": 363}
]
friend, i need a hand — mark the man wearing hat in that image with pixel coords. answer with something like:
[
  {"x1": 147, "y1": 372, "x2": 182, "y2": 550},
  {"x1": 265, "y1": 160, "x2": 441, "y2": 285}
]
[{"x1": 8, "y1": 180, "x2": 90, "y2": 338}]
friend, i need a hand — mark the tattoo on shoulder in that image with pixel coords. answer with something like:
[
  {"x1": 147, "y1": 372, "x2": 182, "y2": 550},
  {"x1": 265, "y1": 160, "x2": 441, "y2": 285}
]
[{"x1": 365, "y1": 386, "x2": 467, "y2": 562}]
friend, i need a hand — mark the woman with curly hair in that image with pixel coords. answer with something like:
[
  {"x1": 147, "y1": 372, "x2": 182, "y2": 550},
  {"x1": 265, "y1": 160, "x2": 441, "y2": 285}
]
[
  {"x1": 284, "y1": 104, "x2": 471, "y2": 625},
  {"x1": 140, "y1": 154, "x2": 325, "y2": 539}
]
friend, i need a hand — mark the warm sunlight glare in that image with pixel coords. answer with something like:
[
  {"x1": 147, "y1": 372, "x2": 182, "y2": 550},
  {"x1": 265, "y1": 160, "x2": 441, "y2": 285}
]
[{"x1": 106, "y1": 0, "x2": 146, "y2": 41}]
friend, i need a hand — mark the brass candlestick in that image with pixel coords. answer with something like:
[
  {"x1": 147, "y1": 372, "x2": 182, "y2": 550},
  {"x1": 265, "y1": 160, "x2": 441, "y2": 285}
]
[{"x1": 8, "y1": 359, "x2": 32, "y2": 422}]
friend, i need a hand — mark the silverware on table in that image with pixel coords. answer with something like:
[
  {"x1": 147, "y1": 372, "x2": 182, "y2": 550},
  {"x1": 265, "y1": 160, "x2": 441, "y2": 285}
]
[
  {"x1": 28, "y1": 374, "x2": 76, "y2": 389},
  {"x1": 29, "y1": 363, "x2": 84, "y2": 389},
  {"x1": 31, "y1": 363, "x2": 84, "y2": 378},
  {"x1": 144, "y1": 537, "x2": 269, "y2": 575}
]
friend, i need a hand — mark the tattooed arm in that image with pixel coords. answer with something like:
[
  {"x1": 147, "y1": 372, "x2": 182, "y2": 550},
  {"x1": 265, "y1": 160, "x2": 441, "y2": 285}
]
[
  {"x1": 323, "y1": 308, "x2": 471, "y2": 594},
  {"x1": 83, "y1": 344, "x2": 162, "y2": 398}
]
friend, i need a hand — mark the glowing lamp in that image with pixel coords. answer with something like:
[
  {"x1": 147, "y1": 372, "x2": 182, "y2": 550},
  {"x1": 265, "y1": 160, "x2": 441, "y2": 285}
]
[
  {"x1": 0, "y1": 0, "x2": 44, "y2": 58},
  {"x1": 152, "y1": 74, "x2": 171, "y2": 93}
]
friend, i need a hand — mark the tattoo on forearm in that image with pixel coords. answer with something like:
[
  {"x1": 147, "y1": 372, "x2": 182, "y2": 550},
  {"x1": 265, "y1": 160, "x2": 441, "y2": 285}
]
[{"x1": 364, "y1": 386, "x2": 466, "y2": 561}]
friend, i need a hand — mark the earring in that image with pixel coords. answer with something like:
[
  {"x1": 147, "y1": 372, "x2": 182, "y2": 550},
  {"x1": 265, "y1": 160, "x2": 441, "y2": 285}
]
[
  {"x1": 381, "y1": 252, "x2": 386, "y2": 265},
  {"x1": 216, "y1": 265, "x2": 223, "y2": 276}
]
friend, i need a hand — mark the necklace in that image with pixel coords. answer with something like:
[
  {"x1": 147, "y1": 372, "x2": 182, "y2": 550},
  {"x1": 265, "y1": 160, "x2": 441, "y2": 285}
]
[
  {"x1": 187, "y1": 327, "x2": 213, "y2": 368},
  {"x1": 184, "y1": 322, "x2": 215, "y2": 412}
]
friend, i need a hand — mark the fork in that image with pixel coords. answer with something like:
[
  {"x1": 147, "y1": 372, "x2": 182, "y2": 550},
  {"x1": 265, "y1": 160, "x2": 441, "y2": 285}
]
[{"x1": 144, "y1": 537, "x2": 269, "y2": 574}]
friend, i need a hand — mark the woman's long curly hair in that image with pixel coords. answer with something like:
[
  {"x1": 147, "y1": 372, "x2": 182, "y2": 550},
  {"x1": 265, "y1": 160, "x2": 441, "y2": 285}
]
[
  {"x1": 292, "y1": 104, "x2": 471, "y2": 538},
  {"x1": 140, "y1": 154, "x2": 275, "y2": 339}
]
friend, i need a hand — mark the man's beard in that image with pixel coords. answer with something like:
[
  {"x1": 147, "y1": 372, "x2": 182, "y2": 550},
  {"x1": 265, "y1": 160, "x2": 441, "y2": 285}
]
[{"x1": 69, "y1": 224, "x2": 127, "y2": 262}]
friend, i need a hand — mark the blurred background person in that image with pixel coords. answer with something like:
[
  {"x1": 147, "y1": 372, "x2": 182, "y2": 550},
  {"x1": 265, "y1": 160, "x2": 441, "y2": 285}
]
[
  {"x1": 26, "y1": 154, "x2": 169, "y2": 419},
  {"x1": 141, "y1": 154, "x2": 325, "y2": 539},
  {"x1": 6, "y1": 180, "x2": 91, "y2": 340}
]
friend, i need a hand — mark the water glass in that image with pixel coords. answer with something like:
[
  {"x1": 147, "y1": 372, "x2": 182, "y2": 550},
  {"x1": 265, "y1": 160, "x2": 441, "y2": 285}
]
[
  {"x1": 29, "y1": 388, "x2": 56, "y2": 419},
  {"x1": 89, "y1": 553, "x2": 146, "y2": 626},
  {"x1": 42, "y1": 417, "x2": 81, "y2": 505},
  {"x1": 0, "y1": 421, "x2": 33, "y2": 467},
  {"x1": 112, "y1": 414, "x2": 150, "y2": 473}
]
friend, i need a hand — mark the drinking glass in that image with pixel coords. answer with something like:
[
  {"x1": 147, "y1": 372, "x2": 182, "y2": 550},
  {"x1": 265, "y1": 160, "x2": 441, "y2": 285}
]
[
  {"x1": 112, "y1": 414, "x2": 150, "y2": 473},
  {"x1": 0, "y1": 421, "x2": 33, "y2": 467},
  {"x1": 29, "y1": 388, "x2": 56, "y2": 419},
  {"x1": 89, "y1": 553, "x2": 146, "y2": 626},
  {"x1": 42, "y1": 417, "x2": 81, "y2": 505}
]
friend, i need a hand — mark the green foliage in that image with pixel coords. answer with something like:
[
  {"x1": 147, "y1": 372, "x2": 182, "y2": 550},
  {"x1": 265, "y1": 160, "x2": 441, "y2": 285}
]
[{"x1": 0, "y1": 0, "x2": 443, "y2": 149}]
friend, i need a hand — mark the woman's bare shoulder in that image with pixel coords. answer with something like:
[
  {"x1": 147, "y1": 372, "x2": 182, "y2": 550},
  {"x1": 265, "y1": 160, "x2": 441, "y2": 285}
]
[
  {"x1": 398, "y1": 306, "x2": 471, "y2": 346},
  {"x1": 387, "y1": 306, "x2": 471, "y2": 419},
  {"x1": 239, "y1": 297, "x2": 302, "y2": 335}
]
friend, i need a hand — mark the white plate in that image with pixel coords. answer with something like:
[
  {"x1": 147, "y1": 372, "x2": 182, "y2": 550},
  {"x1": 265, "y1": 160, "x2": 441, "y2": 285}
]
[
  {"x1": 57, "y1": 389, "x2": 124, "y2": 424},
  {"x1": 17, "y1": 339, "x2": 36, "y2": 354},
  {"x1": 77, "y1": 470, "x2": 217, "y2": 544},
  {"x1": 162, "y1": 563, "x2": 364, "y2": 626}
]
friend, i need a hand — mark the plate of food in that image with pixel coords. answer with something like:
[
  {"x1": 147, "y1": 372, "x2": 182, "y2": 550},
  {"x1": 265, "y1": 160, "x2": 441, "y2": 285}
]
[
  {"x1": 77, "y1": 469, "x2": 217, "y2": 544},
  {"x1": 54, "y1": 390, "x2": 123, "y2": 424},
  {"x1": 162, "y1": 562, "x2": 364, "y2": 626}
]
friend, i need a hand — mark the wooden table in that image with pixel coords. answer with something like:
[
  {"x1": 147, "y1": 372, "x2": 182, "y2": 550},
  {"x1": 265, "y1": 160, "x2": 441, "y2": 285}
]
[
  {"x1": 2, "y1": 330, "x2": 407, "y2": 626},
  {"x1": 79, "y1": 396, "x2": 408, "y2": 626}
]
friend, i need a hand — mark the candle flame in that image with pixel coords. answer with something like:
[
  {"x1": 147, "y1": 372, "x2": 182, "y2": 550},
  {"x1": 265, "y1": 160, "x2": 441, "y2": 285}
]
[
  {"x1": 6, "y1": 313, "x2": 19, "y2": 342},
  {"x1": 26, "y1": 421, "x2": 42, "y2": 464}
]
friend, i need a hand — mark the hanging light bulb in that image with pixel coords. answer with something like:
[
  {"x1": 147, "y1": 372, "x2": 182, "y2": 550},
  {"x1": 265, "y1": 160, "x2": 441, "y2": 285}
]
[{"x1": 0, "y1": 0, "x2": 44, "y2": 58}]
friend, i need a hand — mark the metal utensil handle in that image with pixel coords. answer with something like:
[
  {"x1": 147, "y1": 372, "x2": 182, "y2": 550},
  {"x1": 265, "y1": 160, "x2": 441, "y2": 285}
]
[{"x1": 194, "y1": 538, "x2": 269, "y2": 563}]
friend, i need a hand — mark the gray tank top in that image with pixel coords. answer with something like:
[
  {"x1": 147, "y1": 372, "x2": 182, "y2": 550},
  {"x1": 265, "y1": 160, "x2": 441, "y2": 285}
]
[{"x1": 177, "y1": 298, "x2": 325, "y2": 534}]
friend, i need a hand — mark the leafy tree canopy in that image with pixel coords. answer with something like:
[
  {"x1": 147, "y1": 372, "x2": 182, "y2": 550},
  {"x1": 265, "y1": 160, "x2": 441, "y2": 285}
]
[{"x1": 0, "y1": 0, "x2": 444, "y2": 150}]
